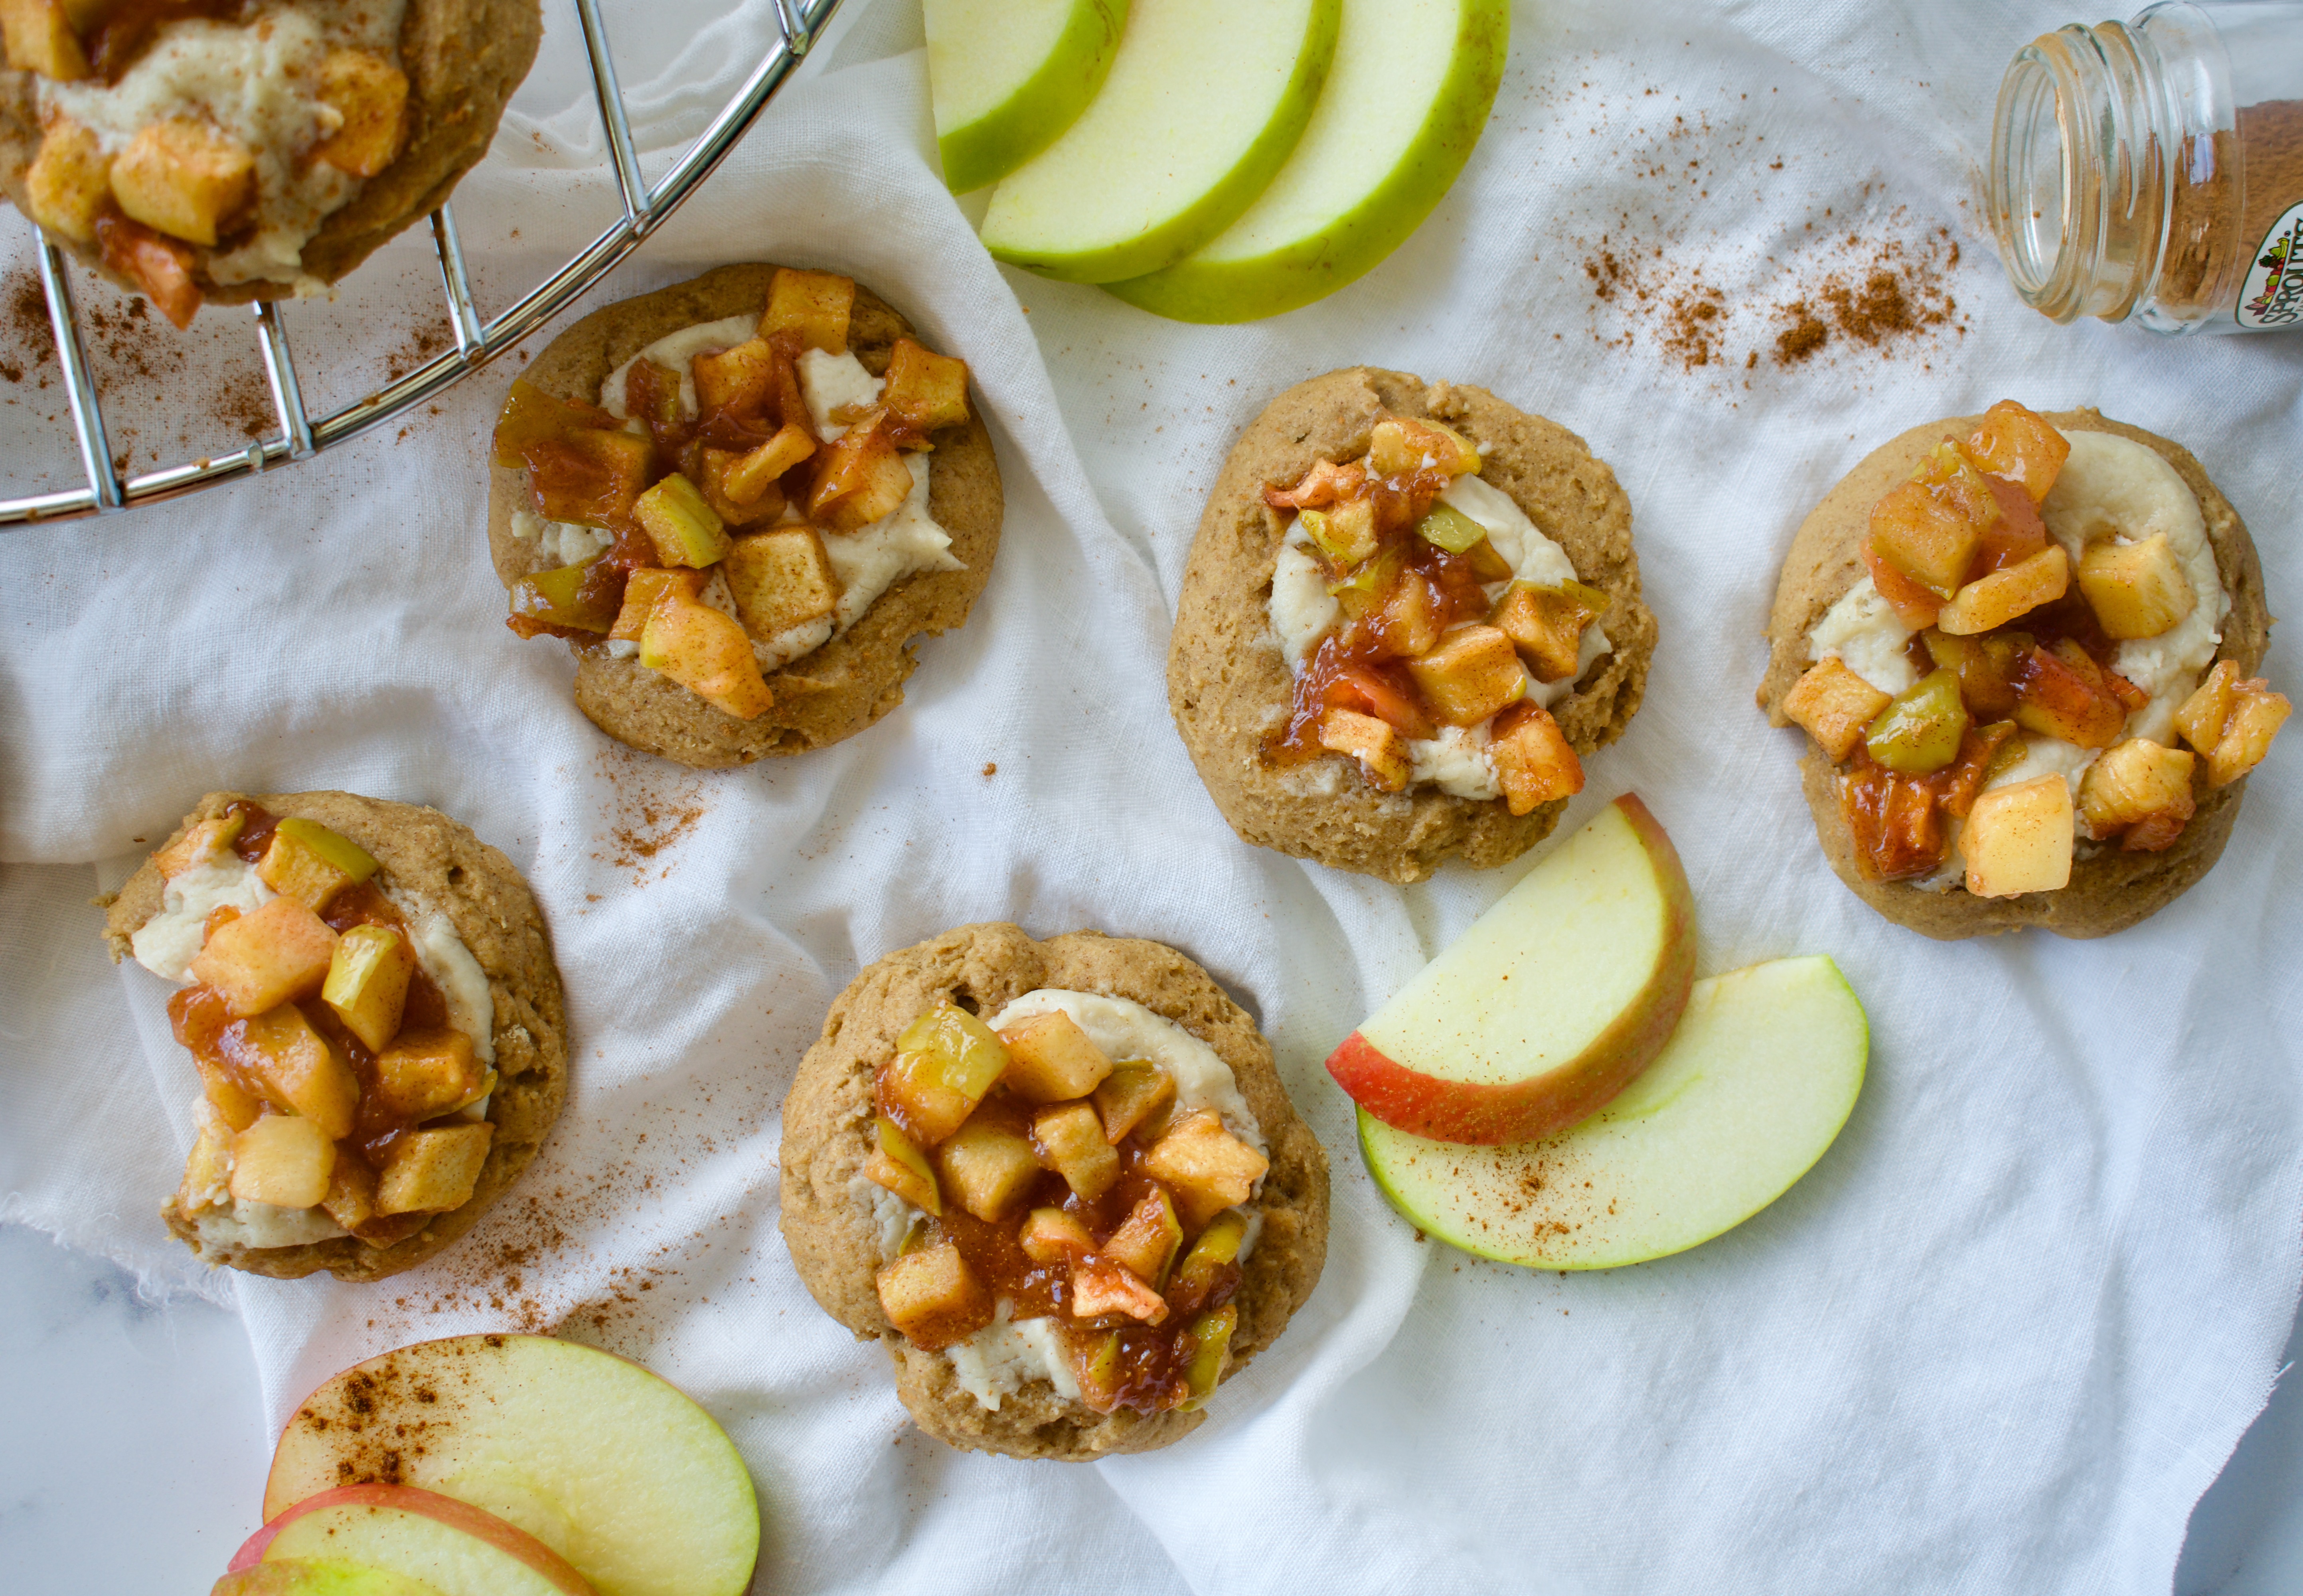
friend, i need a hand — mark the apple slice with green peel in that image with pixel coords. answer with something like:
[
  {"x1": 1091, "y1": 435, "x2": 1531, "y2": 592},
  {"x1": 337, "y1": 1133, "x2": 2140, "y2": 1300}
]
[
  {"x1": 927, "y1": 0, "x2": 1129, "y2": 195},
  {"x1": 979, "y1": 0, "x2": 1343, "y2": 283},
  {"x1": 213, "y1": 1559, "x2": 449, "y2": 1596},
  {"x1": 233, "y1": 1486, "x2": 595, "y2": 1596},
  {"x1": 1106, "y1": 0, "x2": 1509, "y2": 322},
  {"x1": 1359, "y1": 956, "x2": 1868, "y2": 1268},
  {"x1": 265, "y1": 1335, "x2": 758, "y2": 1596},
  {"x1": 1327, "y1": 794, "x2": 1696, "y2": 1145}
]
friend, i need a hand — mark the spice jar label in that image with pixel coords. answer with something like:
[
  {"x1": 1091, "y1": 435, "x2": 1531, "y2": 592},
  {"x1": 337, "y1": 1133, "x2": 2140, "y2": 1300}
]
[{"x1": 2238, "y1": 203, "x2": 2303, "y2": 330}]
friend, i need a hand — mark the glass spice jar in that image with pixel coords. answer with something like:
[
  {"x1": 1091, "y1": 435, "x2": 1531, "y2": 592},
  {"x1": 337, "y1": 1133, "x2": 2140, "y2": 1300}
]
[{"x1": 1990, "y1": 0, "x2": 2303, "y2": 332}]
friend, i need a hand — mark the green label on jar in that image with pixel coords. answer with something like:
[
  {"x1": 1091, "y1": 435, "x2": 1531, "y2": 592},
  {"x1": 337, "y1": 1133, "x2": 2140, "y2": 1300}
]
[{"x1": 2238, "y1": 202, "x2": 2303, "y2": 329}]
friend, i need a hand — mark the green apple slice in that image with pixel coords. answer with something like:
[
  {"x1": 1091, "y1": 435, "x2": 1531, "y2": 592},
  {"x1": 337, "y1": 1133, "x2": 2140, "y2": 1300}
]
[
  {"x1": 1360, "y1": 956, "x2": 1868, "y2": 1270},
  {"x1": 212, "y1": 1560, "x2": 449, "y2": 1596},
  {"x1": 979, "y1": 0, "x2": 1343, "y2": 283},
  {"x1": 1106, "y1": 0, "x2": 1509, "y2": 321},
  {"x1": 927, "y1": 0, "x2": 1130, "y2": 195},
  {"x1": 265, "y1": 1335, "x2": 758, "y2": 1596}
]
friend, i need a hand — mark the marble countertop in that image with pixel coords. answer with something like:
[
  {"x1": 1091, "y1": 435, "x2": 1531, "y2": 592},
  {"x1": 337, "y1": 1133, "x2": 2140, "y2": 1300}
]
[{"x1": 3, "y1": 1220, "x2": 2296, "y2": 1592}]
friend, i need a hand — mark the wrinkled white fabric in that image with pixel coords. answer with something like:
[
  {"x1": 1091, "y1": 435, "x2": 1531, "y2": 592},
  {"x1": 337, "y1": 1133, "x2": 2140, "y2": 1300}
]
[{"x1": 2, "y1": 1, "x2": 2299, "y2": 1592}]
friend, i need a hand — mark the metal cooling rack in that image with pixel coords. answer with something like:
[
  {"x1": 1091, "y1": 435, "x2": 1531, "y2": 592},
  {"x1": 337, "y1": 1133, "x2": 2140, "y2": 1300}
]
[{"x1": 1, "y1": 0, "x2": 844, "y2": 527}]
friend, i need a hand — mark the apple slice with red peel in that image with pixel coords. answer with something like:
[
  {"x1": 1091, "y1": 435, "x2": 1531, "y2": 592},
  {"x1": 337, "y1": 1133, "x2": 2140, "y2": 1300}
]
[
  {"x1": 1327, "y1": 794, "x2": 1696, "y2": 1144},
  {"x1": 265, "y1": 1335, "x2": 758, "y2": 1596},
  {"x1": 233, "y1": 1485, "x2": 595, "y2": 1596},
  {"x1": 213, "y1": 1560, "x2": 449, "y2": 1596},
  {"x1": 1360, "y1": 955, "x2": 1868, "y2": 1268}
]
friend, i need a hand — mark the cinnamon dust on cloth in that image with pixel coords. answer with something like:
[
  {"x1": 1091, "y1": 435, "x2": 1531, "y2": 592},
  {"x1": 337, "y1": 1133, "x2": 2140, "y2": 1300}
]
[{"x1": 3, "y1": 3, "x2": 2300, "y2": 1595}]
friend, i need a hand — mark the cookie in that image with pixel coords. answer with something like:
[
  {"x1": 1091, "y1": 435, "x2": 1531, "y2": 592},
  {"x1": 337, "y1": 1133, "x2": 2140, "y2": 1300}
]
[
  {"x1": 1758, "y1": 408, "x2": 2273, "y2": 939},
  {"x1": 0, "y1": 0, "x2": 540, "y2": 309},
  {"x1": 102, "y1": 789, "x2": 567, "y2": 1281},
  {"x1": 780, "y1": 923, "x2": 1329, "y2": 1459},
  {"x1": 1168, "y1": 366, "x2": 1656, "y2": 882},
  {"x1": 487, "y1": 263, "x2": 1004, "y2": 766}
]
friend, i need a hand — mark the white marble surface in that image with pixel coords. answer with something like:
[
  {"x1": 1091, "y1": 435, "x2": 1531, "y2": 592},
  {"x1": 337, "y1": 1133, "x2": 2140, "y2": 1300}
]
[{"x1": 0, "y1": 1217, "x2": 2293, "y2": 1590}]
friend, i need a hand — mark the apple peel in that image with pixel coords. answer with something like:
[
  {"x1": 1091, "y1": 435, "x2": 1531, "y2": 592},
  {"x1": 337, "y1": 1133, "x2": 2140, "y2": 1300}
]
[{"x1": 231, "y1": 1485, "x2": 597, "y2": 1594}]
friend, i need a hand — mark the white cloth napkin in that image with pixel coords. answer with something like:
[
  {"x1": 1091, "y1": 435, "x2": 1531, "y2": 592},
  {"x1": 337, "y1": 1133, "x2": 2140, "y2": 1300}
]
[{"x1": 4, "y1": 1, "x2": 2299, "y2": 1591}]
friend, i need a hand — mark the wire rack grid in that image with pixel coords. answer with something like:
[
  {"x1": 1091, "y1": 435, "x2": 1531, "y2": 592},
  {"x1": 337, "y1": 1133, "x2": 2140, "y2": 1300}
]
[{"x1": 2, "y1": 0, "x2": 845, "y2": 528}]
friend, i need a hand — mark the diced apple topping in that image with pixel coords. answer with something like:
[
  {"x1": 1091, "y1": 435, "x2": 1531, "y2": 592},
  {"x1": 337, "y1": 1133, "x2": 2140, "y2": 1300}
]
[
  {"x1": 1317, "y1": 707, "x2": 1408, "y2": 792},
  {"x1": 1070, "y1": 1260, "x2": 1167, "y2": 1323},
  {"x1": 1782, "y1": 657, "x2": 1893, "y2": 762},
  {"x1": 1963, "y1": 400, "x2": 2070, "y2": 503},
  {"x1": 1406, "y1": 625, "x2": 1526, "y2": 727},
  {"x1": 109, "y1": 118, "x2": 254, "y2": 247},
  {"x1": 876, "y1": 1002, "x2": 1009, "y2": 1146},
  {"x1": 760, "y1": 267, "x2": 855, "y2": 354},
  {"x1": 525, "y1": 426, "x2": 654, "y2": 528},
  {"x1": 1959, "y1": 774, "x2": 2075, "y2": 898},
  {"x1": 1265, "y1": 458, "x2": 1366, "y2": 510},
  {"x1": 375, "y1": 1122, "x2": 494, "y2": 1215},
  {"x1": 1020, "y1": 1206, "x2": 1094, "y2": 1265},
  {"x1": 1865, "y1": 668, "x2": 1969, "y2": 775},
  {"x1": 189, "y1": 897, "x2": 338, "y2": 1017},
  {"x1": 1171, "y1": 1210, "x2": 1246, "y2": 1308},
  {"x1": 154, "y1": 812, "x2": 245, "y2": 878},
  {"x1": 2174, "y1": 661, "x2": 2292, "y2": 788},
  {"x1": 695, "y1": 450, "x2": 781, "y2": 528},
  {"x1": 193, "y1": 1051, "x2": 265, "y2": 1132},
  {"x1": 1032, "y1": 1100, "x2": 1119, "y2": 1201},
  {"x1": 863, "y1": 1114, "x2": 942, "y2": 1215},
  {"x1": 229, "y1": 1114, "x2": 336, "y2": 1209},
  {"x1": 1413, "y1": 502, "x2": 1487, "y2": 555},
  {"x1": 1489, "y1": 580, "x2": 1606, "y2": 683},
  {"x1": 221, "y1": 1003, "x2": 359, "y2": 1137},
  {"x1": 1489, "y1": 701, "x2": 1584, "y2": 816},
  {"x1": 721, "y1": 423, "x2": 816, "y2": 507},
  {"x1": 881, "y1": 339, "x2": 971, "y2": 437},
  {"x1": 372, "y1": 1026, "x2": 488, "y2": 1121},
  {"x1": 690, "y1": 337, "x2": 778, "y2": 420},
  {"x1": 2078, "y1": 738, "x2": 2196, "y2": 847},
  {"x1": 1922, "y1": 629, "x2": 2021, "y2": 719},
  {"x1": 24, "y1": 118, "x2": 109, "y2": 243},
  {"x1": 1367, "y1": 415, "x2": 1479, "y2": 478},
  {"x1": 610, "y1": 567, "x2": 698, "y2": 642},
  {"x1": 2010, "y1": 640, "x2": 2127, "y2": 750},
  {"x1": 0, "y1": 0, "x2": 87, "y2": 79},
  {"x1": 996, "y1": 1010, "x2": 1116, "y2": 1102},
  {"x1": 633, "y1": 473, "x2": 731, "y2": 568},
  {"x1": 1093, "y1": 1061, "x2": 1175, "y2": 1145},
  {"x1": 322, "y1": 922, "x2": 416, "y2": 1052},
  {"x1": 2078, "y1": 534, "x2": 2196, "y2": 640},
  {"x1": 1301, "y1": 499, "x2": 1379, "y2": 568},
  {"x1": 1179, "y1": 1305, "x2": 1237, "y2": 1410},
  {"x1": 639, "y1": 588, "x2": 775, "y2": 719},
  {"x1": 932, "y1": 1118, "x2": 1042, "y2": 1222},
  {"x1": 1868, "y1": 442, "x2": 2001, "y2": 599},
  {"x1": 313, "y1": 49, "x2": 410, "y2": 178},
  {"x1": 875, "y1": 1241, "x2": 992, "y2": 1349},
  {"x1": 256, "y1": 818, "x2": 377, "y2": 912},
  {"x1": 320, "y1": 1153, "x2": 377, "y2": 1231},
  {"x1": 1144, "y1": 1110, "x2": 1269, "y2": 1227},
  {"x1": 178, "y1": 1113, "x2": 232, "y2": 1212},
  {"x1": 809, "y1": 415, "x2": 914, "y2": 532},
  {"x1": 1860, "y1": 538, "x2": 1946, "y2": 630},
  {"x1": 721, "y1": 527, "x2": 840, "y2": 643},
  {"x1": 1936, "y1": 544, "x2": 2069, "y2": 636},
  {"x1": 1102, "y1": 1187, "x2": 1183, "y2": 1290}
]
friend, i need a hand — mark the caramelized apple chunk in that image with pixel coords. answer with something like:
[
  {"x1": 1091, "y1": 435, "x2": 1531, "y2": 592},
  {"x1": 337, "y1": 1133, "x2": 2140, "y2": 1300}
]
[
  {"x1": 1367, "y1": 415, "x2": 1479, "y2": 477},
  {"x1": 721, "y1": 423, "x2": 816, "y2": 506},
  {"x1": 1144, "y1": 1110, "x2": 1268, "y2": 1227},
  {"x1": 322, "y1": 923, "x2": 416, "y2": 1053},
  {"x1": 881, "y1": 338, "x2": 971, "y2": 437},
  {"x1": 876, "y1": 1241, "x2": 992, "y2": 1349},
  {"x1": 320, "y1": 1152, "x2": 378, "y2": 1232},
  {"x1": 2172, "y1": 663, "x2": 2291, "y2": 787},
  {"x1": 2009, "y1": 641, "x2": 2127, "y2": 750},
  {"x1": 1963, "y1": 400, "x2": 2070, "y2": 502},
  {"x1": 0, "y1": 0, "x2": 88, "y2": 78},
  {"x1": 1489, "y1": 701, "x2": 1584, "y2": 816},
  {"x1": 189, "y1": 897, "x2": 338, "y2": 1017},
  {"x1": 1102, "y1": 1187, "x2": 1183, "y2": 1290},
  {"x1": 109, "y1": 119, "x2": 253, "y2": 247},
  {"x1": 375, "y1": 1122, "x2": 494, "y2": 1215},
  {"x1": 1865, "y1": 668, "x2": 1969, "y2": 775},
  {"x1": 313, "y1": 49, "x2": 410, "y2": 178},
  {"x1": 230, "y1": 1114, "x2": 336, "y2": 1209},
  {"x1": 1094, "y1": 1061, "x2": 1176, "y2": 1145},
  {"x1": 1782, "y1": 657, "x2": 1894, "y2": 762},
  {"x1": 633, "y1": 473, "x2": 730, "y2": 568},
  {"x1": 372, "y1": 1027, "x2": 489, "y2": 1121},
  {"x1": 24, "y1": 118, "x2": 109, "y2": 243},
  {"x1": 1171, "y1": 1210, "x2": 1247, "y2": 1308},
  {"x1": 809, "y1": 415, "x2": 914, "y2": 532},
  {"x1": 1405, "y1": 625, "x2": 1526, "y2": 727},
  {"x1": 1071, "y1": 1260, "x2": 1168, "y2": 1323},
  {"x1": 154, "y1": 812, "x2": 245, "y2": 878},
  {"x1": 1960, "y1": 774, "x2": 2075, "y2": 898},
  {"x1": 1317, "y1": 706, "x2": 1409, "y2": 792},
  {"x1": 995, "y1": 1010, "x2": 1116, "y2": 1102},
  {"x1": 932, "y1": 1118, "x2": 1041, "y2": 1222},
  {"x1": 2078, "y1": 534, "x2": 2196, "y2": 640},
  {"x1": 1489, "y1": 580, "x2": 1606, "y2": 684},
  {"x1": 1300, "y1": 500, "x2": 1380, "y2": 569},
  {"x1": 1868, "y1": 442, "x2": 2001, "y2": 598},
  {"x1": 1019, "y1": 1206, "x2": 1093, "y2": 1265},
  {"x1": 2078, "y1": 738, "x2": 2196, "y2": 842},
  {"x1": 257, "y1": 818, "x2": 378, "y2": 913},
  {"x1": 863, "y1": 1115, "x2": 941, "y2": 1215},
  {"x1": 760, "y1": 267, "x2": 855, "y2": 354},
  {"x1": 721, "y1": 527, "x2": 840, "y2": 642},
  {"x1": 876, "y1": 1003, "x2": 1009, "y2": 1146},
  {"x1": 1179, "y1": 1305, "x2": 1238, "y2": 1410},
  {"x1": 1032, "y1": 1100, "x2": 1119, "y2": 1200},
  {"x1": 1936, "y1": 545, "x2": 2069, "y2": 636},
  {"x1": 178, "y1": 1112, "x2": 233, "y2": 1211},
  {"x1": 639, "y1": 590, "x2": 774, "y2": 719},
  {"x1": 222, "y1": 1004, "x2": 359, "y2": 1138}
]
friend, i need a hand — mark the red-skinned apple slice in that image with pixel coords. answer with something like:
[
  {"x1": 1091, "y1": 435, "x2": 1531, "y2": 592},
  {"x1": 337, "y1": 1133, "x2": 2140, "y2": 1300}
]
[
  {"x1": 265, "y1": 1335, "x2": 758, "y2": 1596},
  {"x1": 1327, "y1": 793, "x2": 1695, "y2": 1144},
  {"x1": 212, "y1": 1560, "x2": 449, "y2": 1596},
  {"x1": 232, "y1": 1485, "x2": 596, "y2": 1596}
]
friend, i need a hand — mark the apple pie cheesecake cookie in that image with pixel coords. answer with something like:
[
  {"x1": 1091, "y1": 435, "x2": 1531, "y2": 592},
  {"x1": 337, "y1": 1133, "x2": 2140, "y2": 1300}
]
[
  {"x1": 1760, "y1": 402, "x2": 2287, "y2": 939},
  {"x1": 101, "y1": 790, "x2": 567, "y2": 1280},
  {"x1": 780, "y1": 924, "x2": 1329, "y2": 1459},
  {"x1": 0, "y1": 0, "x2": 539, "y2": 325},
  {"x1": 1169, "y1": 367, "x2": 1657, "y2": 882},
  {"x1": 487, "y1": 264, "x2": 1004, "y2": 768}
]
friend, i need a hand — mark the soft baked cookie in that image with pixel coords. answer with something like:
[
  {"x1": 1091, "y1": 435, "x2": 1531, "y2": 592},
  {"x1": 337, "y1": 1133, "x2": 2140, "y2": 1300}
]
[
  {"x1": 1758, "y1": 403, "x2": 2286, "y2": 939},
  {"x1": 101, "y1": 790, "x2": 567, "y2": 1281},
  {"x1": 781, "y1": 924, "x2": 1329, "y2": 1460},
  {"x1": 488, "y1": 263, "x2": 1003, "y2": 767},
  {"x1": 1169, "y1": 366, "x2": 1656, "y2": 882},
  {"x1": 1, "y1": 0, "x2": 539, "y2": 324}
]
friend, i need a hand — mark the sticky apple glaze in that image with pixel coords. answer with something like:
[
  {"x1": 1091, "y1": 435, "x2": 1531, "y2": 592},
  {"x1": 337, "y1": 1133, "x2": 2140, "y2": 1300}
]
[
  {"x1": 1764, "y1": 401, "x2": 2288, "y2": 934},
  {"x1": 491, "y1": 266, "x2": 997, "y2": 765}
]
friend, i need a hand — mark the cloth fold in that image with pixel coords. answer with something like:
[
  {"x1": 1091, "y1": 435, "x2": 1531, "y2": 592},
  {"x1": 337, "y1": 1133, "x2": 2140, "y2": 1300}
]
[{"x1": 2, "y1": 2, "x2": 2298, "y2": 1591}]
